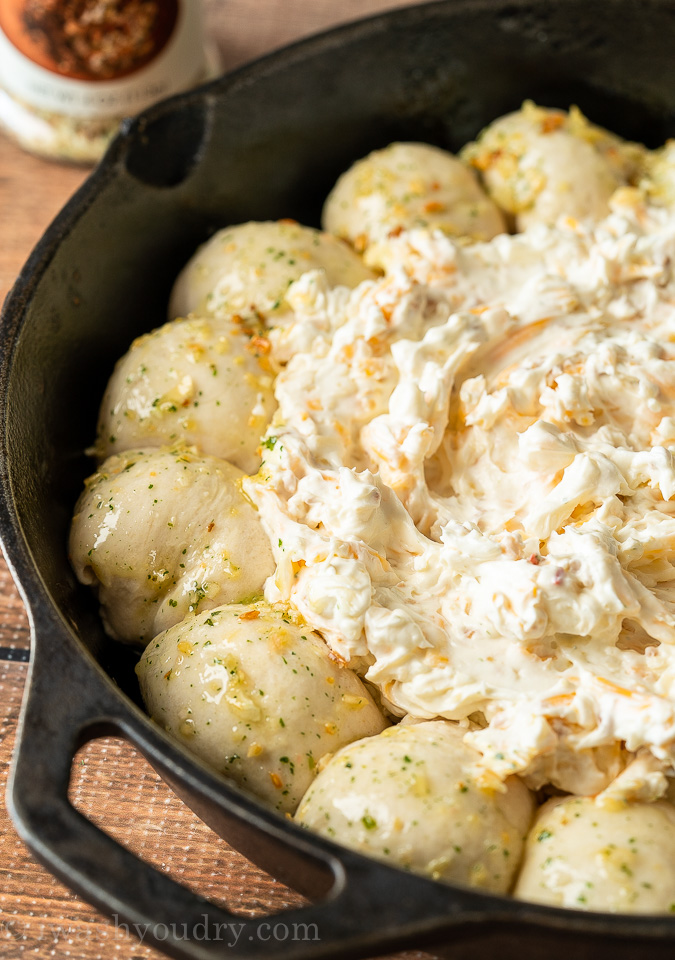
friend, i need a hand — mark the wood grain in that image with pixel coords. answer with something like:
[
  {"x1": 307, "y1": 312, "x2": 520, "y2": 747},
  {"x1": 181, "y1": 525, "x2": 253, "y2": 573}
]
[{"x1": 0, "y1": 2, "x2": 434, "y2": 959}]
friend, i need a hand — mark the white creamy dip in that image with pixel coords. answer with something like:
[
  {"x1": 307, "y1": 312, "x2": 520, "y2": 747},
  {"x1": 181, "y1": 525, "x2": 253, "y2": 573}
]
[{"x1": 245, "y1": 192, "x2": 675, "y2": 797}]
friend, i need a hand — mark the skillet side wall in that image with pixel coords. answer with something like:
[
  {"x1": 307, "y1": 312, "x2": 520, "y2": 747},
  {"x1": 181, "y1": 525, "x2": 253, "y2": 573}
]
[{"x1": 3, "y1": 0, "x2": 675, "y2": 952}]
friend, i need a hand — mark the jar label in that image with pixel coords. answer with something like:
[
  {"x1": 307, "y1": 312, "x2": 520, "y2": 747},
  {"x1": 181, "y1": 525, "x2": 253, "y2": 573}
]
[{"x1": 0, "y1": 0, "x2": 209, "y2": 119}]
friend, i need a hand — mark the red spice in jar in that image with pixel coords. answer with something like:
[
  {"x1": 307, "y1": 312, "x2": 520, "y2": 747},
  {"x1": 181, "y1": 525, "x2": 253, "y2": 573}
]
[{"x1": 21, "y1": 0, "x2": 178, "y2": 80}]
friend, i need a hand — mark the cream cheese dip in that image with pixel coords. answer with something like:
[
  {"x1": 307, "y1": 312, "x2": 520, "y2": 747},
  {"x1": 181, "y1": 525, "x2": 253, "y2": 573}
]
[{"x1": 245, "y1": 127, "x2": 675, "y2": 800}]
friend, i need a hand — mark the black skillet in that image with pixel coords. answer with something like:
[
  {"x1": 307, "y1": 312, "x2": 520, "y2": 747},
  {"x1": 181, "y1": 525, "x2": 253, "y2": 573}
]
[{"x1": 3, "y1": 1, "x2": 675, "y2": 957}]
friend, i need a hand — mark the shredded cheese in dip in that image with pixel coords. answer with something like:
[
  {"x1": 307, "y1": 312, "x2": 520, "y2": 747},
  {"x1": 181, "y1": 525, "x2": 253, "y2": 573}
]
[{"x1": 244, "y1": 191, "x2": 675, "y2": 798}]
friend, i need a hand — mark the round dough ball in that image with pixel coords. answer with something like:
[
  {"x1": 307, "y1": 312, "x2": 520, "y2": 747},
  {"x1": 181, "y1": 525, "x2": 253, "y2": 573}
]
[
  {"x1": 322, "y1": 142, "x2": 505, "y2": 252},
  {"x1": 643, "y1": 140, "x2": 675, "y2": 207},
  {"x1": 295, "y1": 720, "x2": 533, "y2": 892},
  {"x1": 169, "y1": 220, "x2": 373, "y2": 325},
  {"x1": 514, "y1": 796, "x2": 675, "y2": 913},
  {"x1": 96, "y1": 315, "x2": 276, "y2": 474},
  {"x1": 69, "y1": 448, "x2": 274, "y2": 644},
  {"x1": 136, "y1": 602, "x2": 389, "y2": 813},
  {"x1": 461, "y1": 101, "x2": 641, "y2": 229}
]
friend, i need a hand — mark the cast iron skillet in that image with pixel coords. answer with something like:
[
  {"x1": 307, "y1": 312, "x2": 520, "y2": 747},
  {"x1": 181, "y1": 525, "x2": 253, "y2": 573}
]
[{"x1": 4, "y1": 1, "x2": 675, "y2": 957}]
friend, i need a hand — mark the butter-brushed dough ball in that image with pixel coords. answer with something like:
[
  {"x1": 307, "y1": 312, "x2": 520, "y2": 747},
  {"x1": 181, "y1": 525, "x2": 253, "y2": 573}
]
[
  {"x1": 322, "y1": 141, "x2": 505, "y2": 252},
  {"x1": 96, "y1": 315, "x2": 276, "y2": 474},
  {"x1": 69, "y1": 448, "x2": 274, "y2": 644},
  {"x1": 642, "y1": 140, "x2": 675, "y2": 208},
  {"x1": 515, "y1": 795, "x2": 675, "y2": 913},
  {"x1": 136, "y1": 602, "x2": 389, "y2": 812},
  {"x1": 461, "y1": 101, "x2": 644, "y2": 229},
  {"x1": 296, "y1": 720, "x2": 533, "y2": 892},
  {"x1": 169, "y1": 220, "x2": 373, "y2": 325}
]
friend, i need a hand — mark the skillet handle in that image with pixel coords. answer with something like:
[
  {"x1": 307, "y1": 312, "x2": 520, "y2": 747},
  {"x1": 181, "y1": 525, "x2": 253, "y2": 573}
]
[{"x1": 8, "y1": 611, "x2": 485, "y2": 960}]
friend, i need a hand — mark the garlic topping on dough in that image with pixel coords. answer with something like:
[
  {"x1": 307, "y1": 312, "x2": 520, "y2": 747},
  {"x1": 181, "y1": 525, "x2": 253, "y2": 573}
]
[
  {"x1": 323, "y1": 141, "x2": 505, "y2": 256},
  {"x1": 97, "y1": 315, "x2": 277, "y2": 474},
  {"x1": 462, "y1": 101, "x2": 646, "y2": 229},
  {"x1": 169, "y1": 220, "x2": 374, "y2": 325},
  {"x1": 70, "y1": 449, "x2": 274, "y2": 643},
  {"x1": 296, "y1": 720, "x2": 533, "y2": 891},
  {"x1": 137, "y1": 602, "x2": 388, "y2": 813},
  {"x1": 515, "y1": 796, "x2": 675, "y2": 912}
]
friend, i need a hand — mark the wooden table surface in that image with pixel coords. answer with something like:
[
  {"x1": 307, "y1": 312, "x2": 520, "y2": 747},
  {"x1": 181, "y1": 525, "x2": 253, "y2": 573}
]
[{"x1": 0, "y1": 2, "x2": 436, "y2": 959}]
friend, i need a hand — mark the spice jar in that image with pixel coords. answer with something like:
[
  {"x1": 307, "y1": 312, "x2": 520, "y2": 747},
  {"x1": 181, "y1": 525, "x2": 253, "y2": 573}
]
[{"x1": 0, "y1": 0, "x2": 219, "y2": 163}]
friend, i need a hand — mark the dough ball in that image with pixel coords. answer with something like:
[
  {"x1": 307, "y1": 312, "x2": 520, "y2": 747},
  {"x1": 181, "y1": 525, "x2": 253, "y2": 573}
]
[
  {"x1": 136, "y1": 602, "x2": 389, "y2": 813},
  {"x1": 461, "y1": 101, "x2": 644, "y2": 229},
  {"x1": 295, "y1": 720, "x2": 533, "y2": 892},
  {"x1": 322, "y1": 142, "x2": 505, "y2": 253},
  {"x1": 96, "y1": 315, "x2": 276, "y2": 474},
  {"x1": 514, "y1": 796, "x2": 675, "y2": 912},
  {"x1": 169, "y1": 220, "x2": 373, "y2": 325},
  {"x1": 642, "y1": 140, "x2": 675, "y2": 207},
  {"x1": 69, "y1": 448, "x2": 274, "y2": 644}
]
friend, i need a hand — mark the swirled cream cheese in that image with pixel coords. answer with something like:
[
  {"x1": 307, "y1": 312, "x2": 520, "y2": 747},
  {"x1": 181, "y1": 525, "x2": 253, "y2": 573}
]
[{"x1": 245, "y1": 189, "x2": 675, "y2": 796}]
